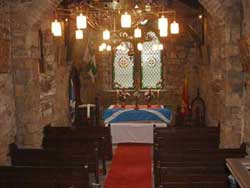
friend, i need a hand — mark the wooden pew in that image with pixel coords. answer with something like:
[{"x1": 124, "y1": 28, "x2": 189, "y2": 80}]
[
  {"x1": 9, "y1": 143, "x2": 99, "y2": 184},
  {"x1": 154, "y1": 147, "x2": 246, "y2": 188},
  {"x1": 42, "y1": 125, "x2": 112, "y2": 175},
  {"x1": 154, "y1": 144, "x2": 246, "y2": 164},
  {"x1": 0, "y1": 166, "x2": 89, "y2": 188},
  {"x1": 153, "y1": 125, "x2": 244, "y2": 188},
  {"x1": 154, "y1": 126, "x2": 220, "y2": 139},
  {"x1": 158, "y1": 174, "x2": 229, "y2": 188},
  {"x1": 43, "y1": 124, "x2": 113, "y2": 160}
]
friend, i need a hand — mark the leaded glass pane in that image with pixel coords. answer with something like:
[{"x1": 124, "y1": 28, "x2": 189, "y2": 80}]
[
  {"x1": 141, "y1": 32, "x2": 162, "y2": 89},
  {"x1": 113, "y1": 42, "x2": 134, "y2": 88}
]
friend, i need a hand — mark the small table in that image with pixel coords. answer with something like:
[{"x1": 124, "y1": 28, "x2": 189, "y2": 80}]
[{"x1": 78, "y1": 104, "x2": 96, "y2": 119}]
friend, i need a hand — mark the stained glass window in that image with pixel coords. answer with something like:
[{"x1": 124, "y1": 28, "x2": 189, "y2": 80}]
[
  {"x1": 113, "y1": 42, "x2": 134, "y2": 88},
  {"x1": 112, "y1": 32, "x2": 163, "y2": 89},
  {"x1": 141, "y1": 32, "x2": 162, "y2": 89}
]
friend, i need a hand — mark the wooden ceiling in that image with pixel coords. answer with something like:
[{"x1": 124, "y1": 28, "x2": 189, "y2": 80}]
[{"x1": 60, "y1": 0, "x2": 201, "y2": 9}]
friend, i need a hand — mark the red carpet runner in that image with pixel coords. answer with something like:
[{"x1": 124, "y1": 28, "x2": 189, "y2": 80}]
[{"x1": 104, "y1": 144, "x2": 152, "y2": 188}]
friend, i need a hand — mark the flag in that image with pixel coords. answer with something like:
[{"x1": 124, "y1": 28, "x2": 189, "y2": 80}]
[
  {"x1": 181, "y1": 77, "x2": 189, "y2": 116},
  {"x1": 69, "y1": 66, "x2": 81, "y2": 124},
  {"x1": 83, "y1": 32, "x2": 97, "y2": 83},
  {"x1": 69, "y1": 77, "x2": 76, "y2": 123}
]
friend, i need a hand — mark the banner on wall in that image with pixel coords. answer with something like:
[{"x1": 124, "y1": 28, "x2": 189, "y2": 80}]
[
  {"x1": 83, "y1": 30, "x2": 97, "y2": 83},
  {"x1": 69, "y1": 66, "x2": 81, "y2": 124}
]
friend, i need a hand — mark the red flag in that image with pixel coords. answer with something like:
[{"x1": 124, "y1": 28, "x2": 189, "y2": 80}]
[{"x1": 181, "y1": 77, "x2": 189, "y2": 116}]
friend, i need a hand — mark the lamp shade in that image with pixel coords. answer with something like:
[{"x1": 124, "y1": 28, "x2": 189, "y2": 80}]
[
  {"x1": 103, "y1": 29, "x2": 110, "y2": 40},
  {"x1": 99, "y1": 45, "x2": 104, "y2": 52},
  {"x1": 75, "y1": 29, "x2": 83, "y2": 39},
  {"x1": 158, "y1": 16, "x2": 168, "y2": 30},
  {"x1": 51, "y1": 19, "x2": 62, "y2": 37},
  {"x1": 159, "y1": 28, "x2": 168, "y2": 37},
  {"x1": 170, "y1": 21, "x2": 179, "y2": 34},
  {"x1": 159, "y1": 43, "x2": 164, "y2": 50},
  {"x1": 101, "y1": 43, "x2": 107, "y2": 50},
  {"x1": 134, "y1": 27, "x2": 142, "y2": 38},
  {"x1": 107, "y1": 45, "x2": 112, "y2": 51},
  {"x1": 121, "y1": 12, "x2": 131, "y2": 28},
  {"x1": 137, "y1": 43, "x2": 143, "y2": 51},
  {"x1": 76, "y1": 13, "x2": 87, "y2": 29}
]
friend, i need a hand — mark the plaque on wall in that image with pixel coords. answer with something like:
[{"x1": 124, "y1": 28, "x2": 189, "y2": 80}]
[{"x1": 0, "y1": 39, "x2": 10, "y2": 73}]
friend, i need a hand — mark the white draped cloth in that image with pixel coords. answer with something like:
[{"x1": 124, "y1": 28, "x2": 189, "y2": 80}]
[{"x1": 108, "y1": 122, "x2": 167, "y2": 144}]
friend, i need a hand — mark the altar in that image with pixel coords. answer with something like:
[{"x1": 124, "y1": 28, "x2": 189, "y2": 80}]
[{"x1": 103, "y1": 105, "x2": 171, "y2": 144}]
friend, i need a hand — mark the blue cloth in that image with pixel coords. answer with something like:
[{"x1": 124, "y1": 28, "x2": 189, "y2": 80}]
[{"x1": 103, "y1": 108, "x2": 171, "y2": 124}]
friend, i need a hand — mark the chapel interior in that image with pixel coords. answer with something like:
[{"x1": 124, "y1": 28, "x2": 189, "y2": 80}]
[{"x1": 0, "y1": 0, "x2": 250, "y2": 187}]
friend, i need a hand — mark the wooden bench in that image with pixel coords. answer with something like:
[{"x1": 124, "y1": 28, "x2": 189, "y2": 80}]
[
  {"x1": 154, "y1": 145, "x2": 246, "y2": 164},
  {"x1": 0, "y1": 166, "x2": 89, "y2": 188},
  {"x1": 43, "y1": 125, "x2": 112, "y2": 160},
  {"x1": 42, "y1": 125, "x2": 111, "y2": 175},
  {"x1": 9, "y1": 143, "x2": 99, "y2": 184},
  {"x1": 158, "y1": 174, "x2": 229, "y2": 188},
  {"x1": 154, "y1": 126, "x2": 220, "y2": 143}
]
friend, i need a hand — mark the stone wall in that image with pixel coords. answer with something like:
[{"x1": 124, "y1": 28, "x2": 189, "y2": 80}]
[
  {"x1": 10, "y1": 0, "x2": 68, "y2": 149},
  {"x1": 1, "y1": 0, "x2": 250, "y2": 163},
  {"x1": 0, "y1": 0, "x2": 16, "y2": 164},
  {"x1": 241, "y1": 0, "x2": 250, "y2": 144},
  {"x1": 198, "y1": 0, "x2": 244, "y2": 148}
]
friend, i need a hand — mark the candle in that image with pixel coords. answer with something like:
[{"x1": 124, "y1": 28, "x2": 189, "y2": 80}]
[
  {"x1": 157, "y1": 90, "x2": 160, "y2": 105},
  {"x1": 87, "y1": 104, "x2": 90, "y2": 118}
]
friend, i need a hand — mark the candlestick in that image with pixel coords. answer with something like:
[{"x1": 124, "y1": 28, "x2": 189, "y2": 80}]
[
  {"x1": 87, "y1": 104, "x2": 90, "y2": 118},
  {"x1": 157, "y1": 90, "x2": 160, "y2": 105},
  {"x1": 116, "y1": 90, "x2": 119, "y2": 105}
]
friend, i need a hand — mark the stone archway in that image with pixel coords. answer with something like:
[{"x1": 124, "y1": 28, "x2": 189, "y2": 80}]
[
  {"x1": 10, "y1": 0, "x2": 66, "y2": 150},
  {"x1": 5, "y1": 0, "x2": 247, "y2": 161}
]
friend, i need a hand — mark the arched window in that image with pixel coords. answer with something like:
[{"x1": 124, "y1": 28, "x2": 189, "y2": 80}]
[
  {"x1": 141, "y1": 32, "x2": 162, "y2": 89},
  {"x1": 112, "y1": 32, "x2": 163, "y2": 89},
  {"x1": 113, "y1": 42, "x2": 134, "y2": 89}
]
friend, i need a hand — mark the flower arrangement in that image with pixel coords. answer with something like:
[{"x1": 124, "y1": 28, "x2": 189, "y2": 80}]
[
  {"x1": 144, "y1": 89, "x2": 154, "y2": 107},
  {"x1": 133, "y1": 89, "x2": 140, "y2": 110},
  {"x1": 118, "y1": 88, "x2": 130, "y2": 107}
]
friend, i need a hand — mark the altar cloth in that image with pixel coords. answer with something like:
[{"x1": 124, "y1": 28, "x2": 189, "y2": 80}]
[
  {"x1": 108, "y1": 122, "x2": 167, "y2": 144},
  {"x1": 103, "y1": 105, "x2": 172, "y2": 124}
]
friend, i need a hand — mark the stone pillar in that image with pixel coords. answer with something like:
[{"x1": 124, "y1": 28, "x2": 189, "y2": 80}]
[
  {"x1": 199, "y1": 0, "x2": 244, "y2": 148},
  {"x1": 0, "y1": 0, "x2": 16, "y2": 164}
]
